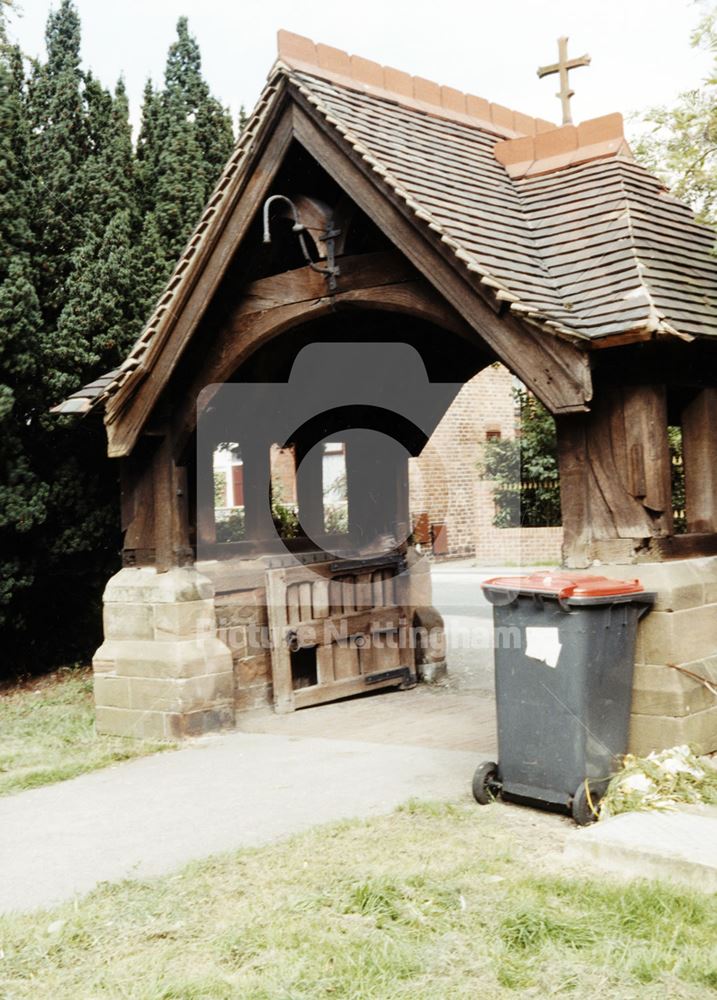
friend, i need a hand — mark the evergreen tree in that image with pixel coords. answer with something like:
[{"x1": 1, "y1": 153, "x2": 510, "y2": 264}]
[
  {"x1": 51, "y1": 74, "x2": 137, "y2": 400},
  {"x1": 26, "y1": 0, "x2": 87, "y2": 328},
  {"x1": 0, "y1": 8, "x2": 47, "y2": 638},
  {"x1": 0, "y1": 3, "x2": 238, "y2": 676},
  {"x1": 134, "y1": 17, "x2": 233, "y2": 316}
]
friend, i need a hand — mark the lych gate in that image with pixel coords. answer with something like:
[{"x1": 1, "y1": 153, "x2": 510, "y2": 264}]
[{"x1": 55, "y1": 31, "x2": 717, "y2": 753}]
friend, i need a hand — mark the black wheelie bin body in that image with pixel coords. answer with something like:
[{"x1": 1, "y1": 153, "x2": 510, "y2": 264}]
[{"x1": 478, "y1": 572, "x2": 655, "y2": 820}]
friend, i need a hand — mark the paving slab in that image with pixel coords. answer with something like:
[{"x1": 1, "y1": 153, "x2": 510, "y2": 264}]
[
  {"x1": 237, "y1": 686, "x2": 496, "y2": 753},
  {"x1": 0, "y1": 731, "x2": 479, "y2": 915},
  {"x1": 563, "y1": 806, "x2": 717, "y2": 893}
]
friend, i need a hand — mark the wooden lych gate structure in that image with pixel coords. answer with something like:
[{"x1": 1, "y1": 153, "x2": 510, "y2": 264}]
[{"x1": 55, "y1": 32, "x2": 717, "y2": 751}]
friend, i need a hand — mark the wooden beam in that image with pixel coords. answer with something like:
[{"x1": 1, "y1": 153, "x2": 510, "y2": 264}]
[
  {"x1": 682, "y1": 388, "x2": 717, "y2": 533},
  {"x1": 171, "y1": 274, "x2": 474, "y2": 454},
  {"x1": 638, "y1": 533, "x2": 717, "y2": 562},
  {"x1": 105, "y1": 99, "x2": 295, "y2": 459},
  {"x1": 236, "y1": 250, "x2": 417, "y2": 313},
  {"x1": 289, "y1": 99, "x2": 592, "y2": 414}
]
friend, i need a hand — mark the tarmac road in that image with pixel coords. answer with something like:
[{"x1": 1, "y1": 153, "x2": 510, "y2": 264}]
[{"x1": 430, "y1": 560, "x2": 552, "y2": 691}]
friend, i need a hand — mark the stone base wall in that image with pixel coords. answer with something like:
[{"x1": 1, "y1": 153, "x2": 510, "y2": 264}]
[
  {"x1": 580, "y1": 557, "x2": 717, "y2": 757},
  {"x1": 214, "y1": 585, "x2": 273, "y2": 712},
  {"x1": 93, "y1": 567, "x2": 234, "y2": 739}
]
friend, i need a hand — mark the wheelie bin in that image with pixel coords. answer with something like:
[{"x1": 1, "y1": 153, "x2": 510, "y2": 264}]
[{"x1": 472, "y1": 572, "x2": 655, "y2": 824}]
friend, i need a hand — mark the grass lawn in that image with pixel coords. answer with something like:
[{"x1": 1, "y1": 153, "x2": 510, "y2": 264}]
[
  {"x1": 0, "y1": 799, "x2": 715, "y2": 999},
  {"x1": 0, "y1": 667, "x2": 173, "y2": 796}
]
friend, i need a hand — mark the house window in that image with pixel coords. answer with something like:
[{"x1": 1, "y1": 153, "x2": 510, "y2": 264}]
[
  {"x1": 323, "y1": 441, "x2": 348, "y2": 534},
  {"x1": 213, "y1": 443, "x2": 245, "y2": 541}
]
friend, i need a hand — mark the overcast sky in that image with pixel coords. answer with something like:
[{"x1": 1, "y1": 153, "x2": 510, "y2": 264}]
[{"x1": 9, "y1": 0, "x2": 713, "y2": 134}]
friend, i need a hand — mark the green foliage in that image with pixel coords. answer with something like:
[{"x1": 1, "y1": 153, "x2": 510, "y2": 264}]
[
  {"x1": 669, "y1": 425, "x2": 686, "y2": 534},
  {"x1": 0, "y1": 5, "x2": 235, "y2": 676},
  {"x1": 213, "y1": 470, "x2": 227, "y2": 508},
  {"x1": 271, "y1": 493, "x2": 300, "y2": 540},
  {"x1": 634, "y1": 4, "x2": 717, "y2": 227},
  {"x1": 215, "y1": 508, "x2": 246, "y2": 543},
  {"x1": 481, "y1": 388, "x2": 561, "y2": 527},
  {"x1": 323, "y1": 504, "x2": 349, "y2": 535}
]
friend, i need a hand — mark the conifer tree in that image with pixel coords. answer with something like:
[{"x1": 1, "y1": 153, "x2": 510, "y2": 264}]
[
  {"x1": 134, "y1": 17, "x2": 233, "y2": 315},
  {"x1": 0, "y1": 7, "x2": 46, "y2": 637},
  {"x1": 26, "y1": 0, "x2": 87, "y2": 328},
  {"x1": 52, "y1": 75, "x2": 137, "y2": 400},
  {"x1": 0, "y1": 3, "x2": 238, "y2": 674}
]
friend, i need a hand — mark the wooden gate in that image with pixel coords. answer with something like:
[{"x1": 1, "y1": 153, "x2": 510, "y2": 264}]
[{"x1": 266, "y1": 556, "x2": 416, "y2": 712}]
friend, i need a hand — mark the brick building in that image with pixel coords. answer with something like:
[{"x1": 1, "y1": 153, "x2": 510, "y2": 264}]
[{"x1": 409, "y1": 364, "x2": 563, "y2": 563}]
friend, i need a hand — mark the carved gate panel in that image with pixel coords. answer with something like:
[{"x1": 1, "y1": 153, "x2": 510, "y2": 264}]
[{"x1": 266, "y1": 557, "x2": 416, "y2": 712}]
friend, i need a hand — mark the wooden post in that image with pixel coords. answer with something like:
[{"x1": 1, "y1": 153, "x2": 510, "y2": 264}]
[
  {"x1": 121, "y1": 441, "x2": 160, "y2": 566},
  {"x1": 196, "y1": 439, "x2": 217, "y2": 548},
  {"x1": 556, "y1": 414, "x2": 591, "y2": 568},
  {"x1": 153, "y1": 433, "x2": 188, "y2": 572},
  {"x1": 682, "y1": 388, "x2": 717, "y2": 534},
  {"x1": 556, "y1": 385, "x2": 673, "y2": 566}
]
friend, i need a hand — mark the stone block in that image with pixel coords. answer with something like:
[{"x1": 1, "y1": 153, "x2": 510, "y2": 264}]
[
  {"x1": 93, "y1": 674, "x2": 131, "y2": 710},
  {"x1": 632, "y1": 658, "x2": 717, "y2": 718},
  {"x1": 95, "y1": 637, "x2": 232, "y2": 680},
  {"x1": 104, "y1": 566, "x2": 214, "y2": 605},
  {"x1": 103, "y1": 602, "x2": 154, "y2": 641},
  {"x1": 405, "y1": 557, "x2": 433, "y2": 608},
  {"x1": 153, "y1": 599, "x2": 216, "y2": 640},
  {"x1": 639, "y1": 604, "x2": 717, "y2": 666},
  {"x1": 125, "y1": 672, "x2": 234, "y2": 713},
  {"x1": 563, "y1": 809, "x2": 717, "y2": 894},
  {"x1": 629, "y1": 703, "x2": 717, "y2": 757},
  {"x1": 95, "y1": 706, "x2": 172, "y2": 740},
  {"x1": 169, "y1": 704, "x2": 235, "y2": 738},
  {"x1": 235, "y1": 682, "x2": 272, "y2": 712},
  {"x1": 246, "y1": 624, "x2": 272, "y2": 658},
  {"x1": 234, "y1": 653, "x2": 272, "y2": 686},
  {"x1": 214, "y1": 589, "x2": 268, "y2": 626},
  {"x1": 218, "y1": 623, "x2": 248, "y2": 658}
]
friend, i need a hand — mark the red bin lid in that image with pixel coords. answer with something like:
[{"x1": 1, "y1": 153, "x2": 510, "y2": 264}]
[{"x1": 481, "y1": 572, "x2": 645, "y2": 599}]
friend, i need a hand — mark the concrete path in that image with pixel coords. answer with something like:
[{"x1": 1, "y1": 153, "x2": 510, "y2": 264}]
[
  {"x1": 0, "y1": 731, "x2": 478, "y2": 915},
  {"x1": 564, "y1": 806, "x2": 717, "y2": 893}
]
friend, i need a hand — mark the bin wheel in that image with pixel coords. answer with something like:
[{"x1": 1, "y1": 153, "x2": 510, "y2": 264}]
[
  {"x1": 472, "y1": 761, "x2": 501, "y2": 805},
  {"x1": 571, "y1": 781, "x2": 600, "y2": 826}
]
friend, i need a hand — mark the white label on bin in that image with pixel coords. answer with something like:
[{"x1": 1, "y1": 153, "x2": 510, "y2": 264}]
[{"x1": 525, "y1": 627, "x2": 561, "y2": 668}]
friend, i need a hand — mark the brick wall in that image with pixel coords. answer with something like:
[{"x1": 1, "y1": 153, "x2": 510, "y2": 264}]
[
  {"x1": 409, "y1": 364, "x2": 563, "y2": 565},
  {"x1": 409, "y1": 364, "x2": 516, "y2": 558},
  {"x1": 474, "y1": 480, "x2": 563, "y2": 566}
]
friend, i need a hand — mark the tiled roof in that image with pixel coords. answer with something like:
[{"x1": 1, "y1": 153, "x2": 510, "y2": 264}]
[{"x1": 53, "y1": 31, "x2": 717, "y2": 417}]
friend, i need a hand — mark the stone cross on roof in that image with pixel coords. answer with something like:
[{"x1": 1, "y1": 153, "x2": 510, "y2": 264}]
[{"x1": 537, "y1": 36, "x2": 591, "y2": 125}]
